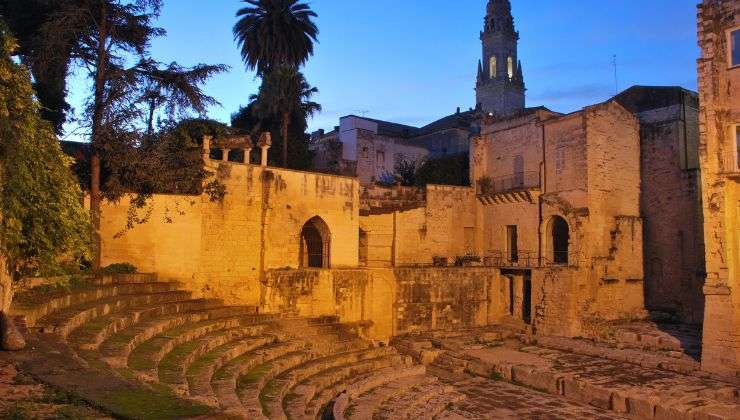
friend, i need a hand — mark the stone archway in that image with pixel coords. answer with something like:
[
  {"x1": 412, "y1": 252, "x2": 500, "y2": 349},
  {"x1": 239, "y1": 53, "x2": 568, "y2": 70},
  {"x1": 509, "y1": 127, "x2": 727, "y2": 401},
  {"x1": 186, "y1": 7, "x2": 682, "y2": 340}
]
[
  {"x1": 550, "y1": 216, "x2": 570, "y2": 265},
  {"x1": 300, "y1": 217, "x2": 331, "y2": 268}
]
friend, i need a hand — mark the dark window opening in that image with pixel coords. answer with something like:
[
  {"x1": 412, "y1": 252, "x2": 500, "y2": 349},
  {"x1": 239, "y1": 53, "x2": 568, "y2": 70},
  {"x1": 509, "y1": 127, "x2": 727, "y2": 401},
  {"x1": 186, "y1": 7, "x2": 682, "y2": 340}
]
[
  {"x1": 523, "y1": 274, "x2": 532, "y2": 325},
  {"x1": 731, "y1": 29, "x2": 740, "y2": 67},
  {"x1": 507, "y1": 225, "x2": 518, "y2": 263},
  {"x1": 552, "y1": 216, "x2": 570, "y2": 265}
]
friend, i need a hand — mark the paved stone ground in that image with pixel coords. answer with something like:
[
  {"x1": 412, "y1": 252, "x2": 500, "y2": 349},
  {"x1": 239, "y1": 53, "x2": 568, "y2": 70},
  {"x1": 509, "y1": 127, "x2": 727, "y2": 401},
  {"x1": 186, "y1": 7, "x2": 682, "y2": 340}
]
[
  {"x1": 0, "y1": 355, "x2": 110, "y2": 419},
  {"x1": 440, "y1": 377, "x2": 624, "y2": 420}
]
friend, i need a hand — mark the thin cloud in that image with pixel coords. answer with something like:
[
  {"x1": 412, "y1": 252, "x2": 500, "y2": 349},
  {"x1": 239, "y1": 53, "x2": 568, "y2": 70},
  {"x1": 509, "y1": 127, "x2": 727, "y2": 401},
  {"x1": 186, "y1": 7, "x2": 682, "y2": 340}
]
[{"x1": 529, "y1": 83, "x2": 613, "y2": 103}]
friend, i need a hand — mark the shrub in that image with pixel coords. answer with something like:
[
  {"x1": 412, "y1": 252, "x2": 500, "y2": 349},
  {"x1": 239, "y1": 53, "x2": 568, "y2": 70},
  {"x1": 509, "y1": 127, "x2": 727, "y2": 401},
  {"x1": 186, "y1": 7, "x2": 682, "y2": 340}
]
[{"x1": 98, "y1": 263, "x2": 137, "y2": 275}]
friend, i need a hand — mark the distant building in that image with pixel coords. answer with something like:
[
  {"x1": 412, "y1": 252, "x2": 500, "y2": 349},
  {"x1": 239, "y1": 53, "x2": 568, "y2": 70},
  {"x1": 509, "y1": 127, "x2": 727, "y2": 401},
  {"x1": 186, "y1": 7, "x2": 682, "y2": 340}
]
[{"x1": 311, "y1": 111, "x2": 479, "y2": 185}]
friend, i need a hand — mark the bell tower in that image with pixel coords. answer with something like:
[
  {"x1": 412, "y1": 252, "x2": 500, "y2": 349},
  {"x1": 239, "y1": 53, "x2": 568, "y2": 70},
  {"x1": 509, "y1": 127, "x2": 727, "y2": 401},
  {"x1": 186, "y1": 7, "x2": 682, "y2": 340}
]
[{"x1": 476, "y1": 0, "x2": 525, "y2": 116}]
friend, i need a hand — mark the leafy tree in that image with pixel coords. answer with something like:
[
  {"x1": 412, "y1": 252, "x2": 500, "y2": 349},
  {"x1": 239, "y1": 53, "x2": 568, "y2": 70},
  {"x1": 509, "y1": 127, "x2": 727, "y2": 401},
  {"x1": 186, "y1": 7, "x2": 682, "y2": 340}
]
[
  {"x1": 414, "y1": 153, "x2": 470, "y2": 187},
  {"x1": 139, "y1": 59, "x2": 228, "y2": 137},
  {"x1": 233, "y1": 0, "x2": 318, "y2": 75},
  {"x1": 0, "y1": 24, "x2": 90, "y2": 283},
  {"x1": 33, "y1": 0, "x2": 224, "y2": 267},
  {"x1": 250, "y1": 67, "x2": 320, "y2": 166},
  {"x1": 0, "y1": 0, "x2": 77, "y2": 134},
  {"x1": 394, "y1": 158, "x2": 418, "y2": 186}
]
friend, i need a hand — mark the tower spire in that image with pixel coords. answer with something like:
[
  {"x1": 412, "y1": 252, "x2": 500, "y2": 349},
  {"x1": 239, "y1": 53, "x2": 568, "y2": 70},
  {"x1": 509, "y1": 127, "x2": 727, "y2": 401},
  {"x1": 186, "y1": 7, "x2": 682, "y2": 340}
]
[
  {"x1": 485, "y1": 0, "x2": 516, "y2": 35},
  {"x1": 476, "y1": 0, "x2": 525, "y2": 116}
]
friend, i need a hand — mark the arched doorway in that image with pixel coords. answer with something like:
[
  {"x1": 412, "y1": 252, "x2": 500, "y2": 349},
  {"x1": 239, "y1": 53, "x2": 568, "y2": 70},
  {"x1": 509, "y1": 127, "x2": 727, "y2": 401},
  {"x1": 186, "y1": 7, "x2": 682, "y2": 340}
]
[
  {"x1": 551, "y1": 216, "x2": 570, "y2": 264},
  {"x1": 300, "y1": 217, "x2": 331, "y2": 268}
]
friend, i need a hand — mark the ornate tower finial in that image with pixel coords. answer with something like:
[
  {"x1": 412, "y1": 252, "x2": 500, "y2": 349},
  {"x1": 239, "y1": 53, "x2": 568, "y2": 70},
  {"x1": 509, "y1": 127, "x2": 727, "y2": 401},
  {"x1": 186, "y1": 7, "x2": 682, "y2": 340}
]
[
  {"x1": 485, "y1": 0, "x2": 515, "y2": 35},
  {"x1": 476, "y1": 0, "x2": 525, "y2": 116}
]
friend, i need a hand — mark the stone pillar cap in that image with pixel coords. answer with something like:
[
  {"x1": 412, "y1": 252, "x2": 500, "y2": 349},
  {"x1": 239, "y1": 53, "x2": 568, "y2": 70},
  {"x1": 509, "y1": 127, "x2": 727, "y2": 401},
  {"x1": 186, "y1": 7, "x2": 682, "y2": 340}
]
[{"x1": 258, "y1": 132, "x2": 272, "y2": 148}]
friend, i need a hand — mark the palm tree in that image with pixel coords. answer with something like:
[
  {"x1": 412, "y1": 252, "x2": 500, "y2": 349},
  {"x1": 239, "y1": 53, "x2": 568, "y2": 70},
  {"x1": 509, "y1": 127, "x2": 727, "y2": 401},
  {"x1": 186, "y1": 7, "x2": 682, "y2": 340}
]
[
  {"x1": 251, "y1": 67, "x2": 321, "y2": 166},
  {"x1": 233, "y1": 0, "x2": 318, "y2": 75}
]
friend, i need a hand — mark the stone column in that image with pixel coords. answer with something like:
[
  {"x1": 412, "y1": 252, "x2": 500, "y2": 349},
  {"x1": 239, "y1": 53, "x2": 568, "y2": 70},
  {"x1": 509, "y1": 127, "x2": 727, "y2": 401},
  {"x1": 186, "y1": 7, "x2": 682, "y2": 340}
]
[
  {"x1": 258, "y1": 132, "x2": 272, "y2": 167},
  {"x1": 244, "y1": 148, "x2": 252, "y2": 164},
  {"x1": 222, "y1": 149, "x2": 231, "y2": 162},
  {"x1": 202, "y1": 135, "x2": 212, "y2": 161}
]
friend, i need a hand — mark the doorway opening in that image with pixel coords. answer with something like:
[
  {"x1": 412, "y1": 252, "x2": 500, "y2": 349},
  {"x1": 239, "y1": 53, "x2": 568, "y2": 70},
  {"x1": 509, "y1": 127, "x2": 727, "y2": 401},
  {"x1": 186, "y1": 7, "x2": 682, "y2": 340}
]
[{"x1": 300, "y1": 217, "x2": 331, "y2": 268}]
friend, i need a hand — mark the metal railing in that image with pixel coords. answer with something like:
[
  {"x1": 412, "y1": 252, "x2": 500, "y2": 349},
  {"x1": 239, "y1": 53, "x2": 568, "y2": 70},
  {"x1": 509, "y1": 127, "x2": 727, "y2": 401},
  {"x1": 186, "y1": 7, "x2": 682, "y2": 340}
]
[
  {"x1": 484, "y1": 250, "x2": 579, "y2": 269},
  {"x1": 477, "y1": 171, "x2": 541, "y2": 195}
]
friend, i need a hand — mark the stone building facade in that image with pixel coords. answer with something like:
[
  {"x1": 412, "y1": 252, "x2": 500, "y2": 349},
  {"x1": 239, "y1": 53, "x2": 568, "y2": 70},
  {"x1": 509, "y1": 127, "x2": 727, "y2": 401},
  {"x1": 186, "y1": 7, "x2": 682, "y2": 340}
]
[
  {"x1": 90, "y1": 0, "x2": 723, "y2": 372},
  {"x1": 615, "y1": 86, "x2": 705, "y2": 324},
  {"x1": 696, "y1": 0, "x2": 740, "y2": 376}
]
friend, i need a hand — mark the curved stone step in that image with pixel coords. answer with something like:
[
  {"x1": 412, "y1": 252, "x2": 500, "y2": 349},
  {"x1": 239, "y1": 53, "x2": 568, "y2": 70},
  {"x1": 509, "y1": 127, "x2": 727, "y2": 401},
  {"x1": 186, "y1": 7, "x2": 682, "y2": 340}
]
[
  {"x1": 13, "y1": 281, "x2": 181, "y2": 326},
  {"x1": 238, "y1": 350, "x2": 315, "y2": 419},
  {"x1": 211, "y1": 341, "x2": 313, "y2": 416},
  {"x1": 68, "y1": 300, "x2": 250, "y2": 351},
  {"x1": 374, "y1": 381, "x2": 460, "y2": 420},
  {"x1": 35, "y1": 290, "x2": 193, "y2": 338},
  {"x1": 157, "y1": 326, "x2": 275, "y2": 392},
  {"x1": 186, "y1": 335, "x2": 287, "y2": 402},
  {"x1": 289, "y1": 353, "x2": 407, "y2": 420},
  {"x1": 95, "y1": 300, "x2": 230, "y2": 366},
  {"x1": 128, "y1": 314, "x2": 270, "y2": 378},
  {"x1": 331, "y1": 365, "x2": 427, "y2": 420},
  {"x1": 343, "y1": 374, "x2": 437, "y2": 419},
  {"x1": 259, "y1": 347, "x2": 387, "y2": 419}
]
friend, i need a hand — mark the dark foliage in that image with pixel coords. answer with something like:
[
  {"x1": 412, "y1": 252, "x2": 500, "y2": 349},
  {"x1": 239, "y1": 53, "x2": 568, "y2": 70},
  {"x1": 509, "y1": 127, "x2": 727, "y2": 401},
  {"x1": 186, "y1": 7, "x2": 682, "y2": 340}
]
[
  {"x1": 414, "y1": 153, "x2": 470, "y2": 187},
  {"x1": 233, "y1": 0, "x2": 318, "y2": 75}
]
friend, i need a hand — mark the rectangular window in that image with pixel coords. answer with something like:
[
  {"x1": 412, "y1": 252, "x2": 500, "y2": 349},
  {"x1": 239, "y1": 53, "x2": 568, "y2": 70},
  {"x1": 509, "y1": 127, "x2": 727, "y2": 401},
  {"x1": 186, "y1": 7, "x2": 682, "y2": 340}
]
[
  {"x1": 732, "y1": 29, "x2": 740, "y2": 67},
  {"x1": 556, "y1": 147, "x2": 566, "y2": 174}
]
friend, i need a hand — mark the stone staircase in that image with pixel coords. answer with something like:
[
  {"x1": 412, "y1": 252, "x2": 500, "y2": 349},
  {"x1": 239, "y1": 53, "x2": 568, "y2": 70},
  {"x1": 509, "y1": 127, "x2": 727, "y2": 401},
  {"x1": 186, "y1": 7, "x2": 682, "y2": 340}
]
[
  {"x1": 10, "y1": 274, "x2": 722, "y2": 419},
  {"x1": 9, "y1": 274, "x2": 428, "y2": 419}
]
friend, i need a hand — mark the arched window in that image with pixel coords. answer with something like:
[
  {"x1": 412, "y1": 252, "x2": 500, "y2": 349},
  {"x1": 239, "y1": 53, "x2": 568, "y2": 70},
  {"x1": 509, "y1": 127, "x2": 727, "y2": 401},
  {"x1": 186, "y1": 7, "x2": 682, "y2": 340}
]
[
  {"x1": 300, "y1": 217, "x2": 331, "y2": 268},
  {"x1": 489, "y1": 56, "x2": 497, "y2": 79},
  {"x1": 507, "y1": 56, "x2": 514, "y2": 79},
  {"x1": 550, "y1": 216, "x2": 569, "y2": 264}
]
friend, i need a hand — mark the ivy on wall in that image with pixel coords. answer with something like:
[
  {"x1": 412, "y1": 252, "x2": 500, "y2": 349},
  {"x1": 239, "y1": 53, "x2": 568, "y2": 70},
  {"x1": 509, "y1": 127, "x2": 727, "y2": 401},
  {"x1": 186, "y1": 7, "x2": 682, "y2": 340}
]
[{"x1": 0, "y1": 25, "x2": 90, "y2": 281}]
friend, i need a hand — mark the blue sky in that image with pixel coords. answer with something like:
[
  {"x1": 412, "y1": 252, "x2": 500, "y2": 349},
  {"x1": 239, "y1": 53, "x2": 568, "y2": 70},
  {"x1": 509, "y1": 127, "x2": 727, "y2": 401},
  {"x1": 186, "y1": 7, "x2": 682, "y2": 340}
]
[{"x1": 63, "y1": 0, "x2": 700, "y2": 139}]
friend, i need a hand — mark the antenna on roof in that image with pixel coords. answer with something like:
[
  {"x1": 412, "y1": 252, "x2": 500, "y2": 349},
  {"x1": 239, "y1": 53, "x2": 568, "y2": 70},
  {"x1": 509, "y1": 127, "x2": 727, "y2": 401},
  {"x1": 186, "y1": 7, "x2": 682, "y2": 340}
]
[
  {"x1": 353, "y1": 110, "x2": 370, "y2": 117},
  {"x1": 612, "y1": 54, "x2": 619, "y2": 95}
]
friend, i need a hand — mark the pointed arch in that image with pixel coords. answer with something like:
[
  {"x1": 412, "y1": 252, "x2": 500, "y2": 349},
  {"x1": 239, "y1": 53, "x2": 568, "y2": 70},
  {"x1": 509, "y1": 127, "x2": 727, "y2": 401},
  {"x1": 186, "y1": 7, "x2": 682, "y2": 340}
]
[
  {"x1": 489, "y1": 55, "x2": 497, "y2": 79},
  {"x1": 300, "y1": 216, "x2": 331, "y2": 268}
]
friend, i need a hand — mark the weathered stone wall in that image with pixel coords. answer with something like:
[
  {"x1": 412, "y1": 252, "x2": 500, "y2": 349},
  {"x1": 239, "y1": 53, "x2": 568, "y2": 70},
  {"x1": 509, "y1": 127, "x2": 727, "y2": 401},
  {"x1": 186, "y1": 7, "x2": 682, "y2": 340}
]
[
  {"x1": 358, "y1": 185, "x2": 476, "y2": 266},
  {"x1": 697, "y1": 0, "x2": 740, "y2": 376},
  {"x1": 638, "y1": 103, "x2": 705, "y2": 323},
  {"x1": 261, "y1": 268, "x2": 503, "y2": 341},
  {"x1": 99, "y1": 160, "x2": 360, "y2": 307}
]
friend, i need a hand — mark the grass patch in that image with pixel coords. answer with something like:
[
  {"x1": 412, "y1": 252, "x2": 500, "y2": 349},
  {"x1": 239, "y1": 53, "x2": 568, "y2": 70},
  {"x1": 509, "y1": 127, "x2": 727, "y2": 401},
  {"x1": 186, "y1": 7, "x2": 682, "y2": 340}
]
[
  {"x1": 158, "y1": 341, "x2": 202, "y2": 383},
  {"x1": 1, "y1": 402, "x2": 29, "y2": 420},
  {"x1": 14, "y1": 276, "x2": 96, "y2": 307},
  {"x1": 489, "y1": 371, "x2": 504, "y2": 381},
  {"x1": 104, "y1": 388, "x2": 211, "y2": 420},
  {"x1": 128, "y1": 337, "x2": 169, "y2": 371},
  {"x1": 240, "y1": 363, "x2": 272, "y2": 385},
  {"x1": 259, "y1": 379, "x2": 282, "y2": 417}
]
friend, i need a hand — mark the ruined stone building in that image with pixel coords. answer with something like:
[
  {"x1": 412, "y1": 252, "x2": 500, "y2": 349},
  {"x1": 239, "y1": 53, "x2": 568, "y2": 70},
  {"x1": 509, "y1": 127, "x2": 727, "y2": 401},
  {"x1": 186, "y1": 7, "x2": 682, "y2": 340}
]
[
  {"x1": 696, "y1": 0, "x2": 740, "y2": 376},
  {"x1": 94, "y1": 0, "x2": 709, "y2": 360}
]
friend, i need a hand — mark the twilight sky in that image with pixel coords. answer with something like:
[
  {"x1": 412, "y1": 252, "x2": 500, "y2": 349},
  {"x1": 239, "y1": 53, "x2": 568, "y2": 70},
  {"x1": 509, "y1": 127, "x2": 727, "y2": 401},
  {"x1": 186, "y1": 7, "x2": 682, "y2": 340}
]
[{"x1": 63, "y1": 0, "x2": 700, "y2": 139}]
